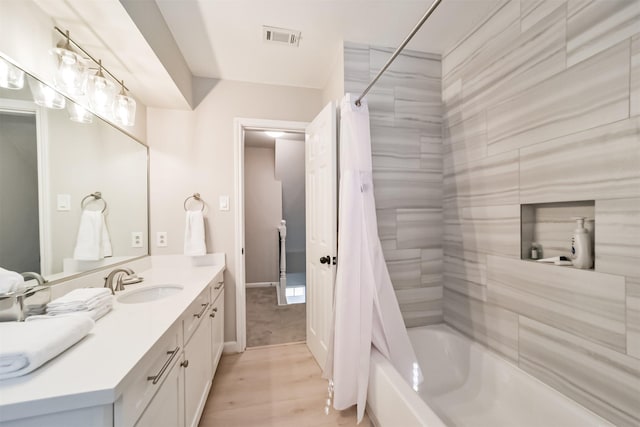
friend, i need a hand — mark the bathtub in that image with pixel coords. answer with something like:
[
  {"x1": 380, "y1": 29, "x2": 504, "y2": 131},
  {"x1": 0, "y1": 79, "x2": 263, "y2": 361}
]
[{"x1": 367, "y1": 324, "x2": 612, "y2": 427}]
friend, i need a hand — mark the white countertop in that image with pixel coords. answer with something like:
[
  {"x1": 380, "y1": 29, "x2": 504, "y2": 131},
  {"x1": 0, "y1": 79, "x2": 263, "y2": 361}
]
[{"x1": 0, "y1": 255, "x2": 225, "y2": 422}]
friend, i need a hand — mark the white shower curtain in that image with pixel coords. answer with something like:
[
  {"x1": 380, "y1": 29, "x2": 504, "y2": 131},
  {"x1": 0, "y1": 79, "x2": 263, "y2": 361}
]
[{"x1": 323, "y1": 94, "x2": 423, "y2": 422}]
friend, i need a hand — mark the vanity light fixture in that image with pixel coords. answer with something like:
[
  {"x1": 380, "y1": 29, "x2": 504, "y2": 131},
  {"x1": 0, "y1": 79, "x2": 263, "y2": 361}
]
[
  {"x1": 265, "y1": 131, "x2": 285, "y2": 138},
  {"x1": 50, "y1": 30, "x2": 86, "y2": 96},
  {"x1": 49, "y1": 27, "x2": 136, "y2": 126},
  {"x1": 87, "y1": 60, "x2": 115, "y2": 118},
  {"x1": 0, "y1": 56, "x2": 25, "y2": 90},
  {"x1": 68, "y1": 101, "x2": 93, "y2": 124},
  {"x1": 27, "y1": 76, "x2": 66, "y2": 109},
  {"x1": 113, "y1": 80, "x2": 136, "y2": 127}
]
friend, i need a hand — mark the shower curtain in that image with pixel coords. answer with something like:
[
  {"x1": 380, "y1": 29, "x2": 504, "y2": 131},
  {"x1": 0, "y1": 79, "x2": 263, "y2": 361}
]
[{"x1": 324, "y1": 94, "x2": 423, "y2": 422}]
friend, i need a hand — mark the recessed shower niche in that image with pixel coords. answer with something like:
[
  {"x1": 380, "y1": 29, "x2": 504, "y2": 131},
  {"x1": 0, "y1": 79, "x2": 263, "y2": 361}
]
[{"x1": 520, "y1": 201, "x2": 595, "y2": 268}]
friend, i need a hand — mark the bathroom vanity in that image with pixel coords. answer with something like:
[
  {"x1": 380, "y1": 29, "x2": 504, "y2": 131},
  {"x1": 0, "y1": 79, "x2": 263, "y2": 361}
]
[{"x1": 0, "y1": 255, "x2": 225, "y2": 427}]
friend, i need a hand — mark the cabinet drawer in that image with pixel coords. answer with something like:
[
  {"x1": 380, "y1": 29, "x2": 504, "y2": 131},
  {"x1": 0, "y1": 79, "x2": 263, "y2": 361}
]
[
  {"x1": 182, "y1": 288, "x2": 210, "y2": 344},
  {"x1": 210, "y1": 271, "x2": 224, "y2": 303},
  {"x1": 115, "y1": 327, "x2": 181, "y2": 427}
]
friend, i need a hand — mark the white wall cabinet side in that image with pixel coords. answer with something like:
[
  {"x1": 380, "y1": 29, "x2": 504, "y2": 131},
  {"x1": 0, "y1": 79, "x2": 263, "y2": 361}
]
[
  {"x1": 183, "y1": 303, "x2": 213, "y2": 427},
  {"x1": 135, "y1": 354, "x2": 185, "y2": 427}
]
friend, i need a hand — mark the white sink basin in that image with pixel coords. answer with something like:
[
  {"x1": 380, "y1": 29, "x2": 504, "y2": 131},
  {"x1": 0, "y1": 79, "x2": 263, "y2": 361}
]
[{"x1": 118, "y1": 285, "x2": 184, "y2": 304}]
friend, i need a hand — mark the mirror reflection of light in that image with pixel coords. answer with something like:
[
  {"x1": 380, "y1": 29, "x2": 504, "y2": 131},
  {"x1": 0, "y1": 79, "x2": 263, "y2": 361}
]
[
  {"x1": 68, "y1": 101, "x2": 93, "y2": 124},
  {"x1": 0, "y1": 57, "x2": 25, "y2": 90},
  {"x1": 412, "y1": 362, "x2": 420, "y2": 392},
  {"x1": 29, "y1": 79, "x2": 66, "y2": 109}
]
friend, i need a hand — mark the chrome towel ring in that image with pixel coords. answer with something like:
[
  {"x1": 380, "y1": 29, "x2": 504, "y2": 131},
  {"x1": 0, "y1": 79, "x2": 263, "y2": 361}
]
[
  {"x1": 81, "y1": 192, "x2": 107, "y2": 213},
  {"x1": 184, "y1": 193, "x2": 205, "y2": 212}
]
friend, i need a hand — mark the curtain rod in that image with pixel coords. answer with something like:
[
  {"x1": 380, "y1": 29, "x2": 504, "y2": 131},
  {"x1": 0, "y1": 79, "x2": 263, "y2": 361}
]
[{"x1": 354, "y1": 0, "x2": 443, "y2": 107}]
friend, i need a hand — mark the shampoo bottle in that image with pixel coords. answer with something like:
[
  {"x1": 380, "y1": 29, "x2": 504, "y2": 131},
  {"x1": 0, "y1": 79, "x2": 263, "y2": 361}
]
[{"x1": 570, "y1": 217, "x2": 593, "y2": 269}]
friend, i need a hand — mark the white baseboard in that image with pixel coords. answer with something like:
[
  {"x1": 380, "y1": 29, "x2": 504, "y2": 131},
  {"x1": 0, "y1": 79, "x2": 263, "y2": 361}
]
[
  {"x1": 246, "y1": 282, "x2": 277, "y2": 288},
  {"x1": 223, "y1": 341, "x2": 242, "y2": 354}
]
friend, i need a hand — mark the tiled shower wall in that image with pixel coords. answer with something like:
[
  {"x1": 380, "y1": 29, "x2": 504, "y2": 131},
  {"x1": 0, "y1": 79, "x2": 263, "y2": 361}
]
[
  {"x1": 441, "y1": 0, "x2": 640, "y2": 425},
  {"x1": 343, "y1": 43, "x2": 444, "y2": 327}
]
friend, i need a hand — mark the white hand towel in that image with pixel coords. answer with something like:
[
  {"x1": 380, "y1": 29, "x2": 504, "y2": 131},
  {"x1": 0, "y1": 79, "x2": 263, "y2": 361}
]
[
  {"x1": 73, "y1": 210, "x2": 104, "y2": 261},
  {"x1": 0, "y1": 316, "x2": 94, "y2": 379},
  {"x1": 184, "y1": 210, "x2": 207, "y2": 256},
  {"x1": 0, "y1": 268, "x2": 25, "y2": 295},
  {"x1": 47, "y1": 288, "x2": 112, "y2": 312},
  {"x1": 29, "y1": 301, "x2": 112, "y2": 322}
]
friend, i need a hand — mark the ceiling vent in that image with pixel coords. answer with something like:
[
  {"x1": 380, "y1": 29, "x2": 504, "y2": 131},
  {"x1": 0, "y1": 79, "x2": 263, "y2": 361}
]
[{"x1": 262, "y1": 26, "x2": 301, "y2": 47}]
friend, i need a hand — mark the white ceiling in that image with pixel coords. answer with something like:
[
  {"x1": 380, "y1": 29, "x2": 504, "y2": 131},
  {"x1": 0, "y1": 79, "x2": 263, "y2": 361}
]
[{"x1": 156, "y1": 0, "x2": 499, "y2": 90}]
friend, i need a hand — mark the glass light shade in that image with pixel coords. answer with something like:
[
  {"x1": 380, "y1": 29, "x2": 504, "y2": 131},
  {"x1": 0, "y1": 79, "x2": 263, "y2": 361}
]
[
  {"x1": 113, "y1": 92, "x2": 136, "y2": 127},
  {"x1": 0, "y1": 57, "x2": 25, "y2": 90},
  {"x1": 87, "y1": 72, "x2": 115, "y2": 118},
  {"x1": 67, "y1": 101, "x2": 93, "y2": 124},
  {"x1": 50, "y1": 47, "x2": 87, "y2": 96},
  {"x1": 27, "y1": 77, "x2": 66, "y2": 109}
]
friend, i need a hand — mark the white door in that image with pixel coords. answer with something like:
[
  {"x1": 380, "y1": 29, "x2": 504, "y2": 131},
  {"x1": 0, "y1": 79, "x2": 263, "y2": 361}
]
[{"x1": 305, "y1": 102, "x2": 337, "y2": 367}]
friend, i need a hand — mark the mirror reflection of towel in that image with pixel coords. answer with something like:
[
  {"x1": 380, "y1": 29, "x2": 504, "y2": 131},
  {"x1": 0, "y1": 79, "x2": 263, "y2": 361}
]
[
  {"x1": 73, "y1": 210, "x2": 112, "y2": 261},
  {"x1": 184, "y1": 210, "x2": 206, "y2": 256}
]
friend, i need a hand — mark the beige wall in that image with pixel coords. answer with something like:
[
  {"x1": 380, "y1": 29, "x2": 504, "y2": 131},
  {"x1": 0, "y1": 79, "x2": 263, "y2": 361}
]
[
  {"x1": 244, "y1": 147, "x2": 282, "y2": 283},
  {"x1": 441, "y1": 1, "x2": 640, "y2": 425},
  {"x1": 148, "y1": 80, "x2": 323, "y2": 341},
  {"x1": 322, "y1": 43, "x2": 345, "y2": 106}
]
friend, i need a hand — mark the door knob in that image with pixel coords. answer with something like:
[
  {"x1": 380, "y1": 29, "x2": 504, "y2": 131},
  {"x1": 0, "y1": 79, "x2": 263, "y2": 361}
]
[{"x1": 320, "y1": 255, "x2": 331, "y2": 264}]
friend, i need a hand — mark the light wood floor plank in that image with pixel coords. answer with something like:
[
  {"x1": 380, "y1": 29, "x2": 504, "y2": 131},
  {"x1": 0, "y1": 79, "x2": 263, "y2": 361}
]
[{"x1": 199, "y1": 343, "x2": 370, "y2": 426}]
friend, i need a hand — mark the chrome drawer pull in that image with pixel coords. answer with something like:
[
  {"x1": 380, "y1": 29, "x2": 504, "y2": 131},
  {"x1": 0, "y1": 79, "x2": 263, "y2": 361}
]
[
  {"x1": 194, "y1": 302, "x2": 209, "y2": 318},
  {"x1": 214, "y1": 281, "x2": 224, "y2": 290},
  {"x1": 147, "y1": 346, "x2": 180, "y2": 384}
]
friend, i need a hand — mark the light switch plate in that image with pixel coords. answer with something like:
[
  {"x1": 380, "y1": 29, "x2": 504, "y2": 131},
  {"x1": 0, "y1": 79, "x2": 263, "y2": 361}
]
[
  {"x1": 57, "y1": 194, "x2": 71, "y2": 211},
  {"x1": 219, "y1": 195, "x2": 229, "y2": 211}
]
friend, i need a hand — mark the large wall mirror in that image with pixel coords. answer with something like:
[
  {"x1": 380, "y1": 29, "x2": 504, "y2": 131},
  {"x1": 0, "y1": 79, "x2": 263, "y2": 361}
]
[{"x1": 0, "y1": 56, "x2": 148, "y2": 283}]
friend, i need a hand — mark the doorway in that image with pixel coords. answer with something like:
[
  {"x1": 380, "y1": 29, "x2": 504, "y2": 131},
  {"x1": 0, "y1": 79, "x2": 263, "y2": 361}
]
[{"x1": 243, "y1": 128, "x2": 306, "y2": 347}]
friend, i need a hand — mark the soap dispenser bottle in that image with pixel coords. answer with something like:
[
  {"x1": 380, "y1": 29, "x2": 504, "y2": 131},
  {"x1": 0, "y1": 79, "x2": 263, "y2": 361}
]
[{"x1": 570, "y1": 217, "x2": 593, "y2": 269}]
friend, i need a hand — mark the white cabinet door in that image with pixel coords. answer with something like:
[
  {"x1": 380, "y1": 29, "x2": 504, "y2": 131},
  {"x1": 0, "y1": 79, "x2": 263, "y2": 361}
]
[
  {"x1": 305, "y1": 101, "x2": 337, "y2": 367},
  {"x1": 210, "y1": 289, "x2": 225, "y2": 375},
  {"x1": 135, "y1": 356, "x2": 185, "y2": 427},
  {"x1": 183, "y1": 317, "x2": 213, "y2": 427}
]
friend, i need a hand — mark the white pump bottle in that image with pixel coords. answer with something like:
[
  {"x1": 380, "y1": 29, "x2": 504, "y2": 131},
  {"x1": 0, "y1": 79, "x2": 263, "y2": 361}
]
[{"x1": 570, "y1": 217, "x2": 592, "y2": 269}]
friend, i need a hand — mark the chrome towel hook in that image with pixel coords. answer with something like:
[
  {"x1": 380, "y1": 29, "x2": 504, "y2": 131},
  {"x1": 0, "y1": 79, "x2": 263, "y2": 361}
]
[
  {"x1": 184, "y1": 193, "x2": 205, "y2": 212},
  {"x1": 81, "y1": 191, "x2": 107, "y2": 213}
]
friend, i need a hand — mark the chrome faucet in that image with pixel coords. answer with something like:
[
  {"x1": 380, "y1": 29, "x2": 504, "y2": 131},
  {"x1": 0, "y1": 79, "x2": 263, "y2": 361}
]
[
  {"x1": 21, "y1": 272, "x2": 47, "y2": 287},
  {"x1": 104, "y1": 268, "x2": 135, "y2": 294}
]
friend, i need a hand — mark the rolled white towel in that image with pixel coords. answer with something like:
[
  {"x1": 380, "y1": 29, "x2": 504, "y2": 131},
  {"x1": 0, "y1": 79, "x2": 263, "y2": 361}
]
[
  {"x1": 0, "y1": 316, "x2": 94, "y2": 380},
  {"x1": 0, "y1": 268, "x2": 25, "y2": 295}
]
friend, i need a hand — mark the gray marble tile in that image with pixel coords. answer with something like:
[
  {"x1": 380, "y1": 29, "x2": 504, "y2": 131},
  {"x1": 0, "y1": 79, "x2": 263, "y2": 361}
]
[
  {"x1": 443, "y1": 112, "x2": 487, "y2": 171},
  {"x1": 396, "y1": 208, "x2": 442, "y2": 250},
  {"x1": 520, "y1": 117, "x2": 640, "y2": 203},
  {"x1": 521, "y1": 0, "x2": 567, "y2": 32},
  {"x1": 632, "y1": 34, "x2": 640, "y2": 117},
  {"x1": 462, "y1": 205, "x2": 521, "y2": 257},
  {"x1": 420, "y1": 134, "x2": 443, "y2": 172},
  {"x1": 422, "y1": 248, "x2": 444, "y2": 287},
  {"x1": 370, "y1": 47, "x2": 441, "y2": 91},
  {"x1": 375, "y1": 208, "x2": 397, "y2": 241},
  {"x1": 442, "y1": 77, "x2": 464, "y2": 127},
  {"x1": 487, "y1": 255, "x2": 626, "y2": 351},
  {"x1": 444, "y1": 251, "x2": 488, "y2": 301},
  {"x1": 487, "y1": 40, "x2": 630, "y2": 155},
  {"x1": 444, "y1": 288, "x2": 519, "y2": 361},
  {"x1": 374, "y1": 168, "x2": 442, "y2": 210},
  {"x1": 461, "y1": 4, "x2": 566, "y2": 120},
  {"x1": 367, "y1": 87, "x2": 395, "y2": 127},
  {"x1": 567, "y1": 0, "x2": 640, "y2": 67},
  {"x1": 519, "y1": 317, "x2": 640, "y2": 426},
  {"x1": 383, "y1": 248, "x2": 422, "y2": 290},
  {"x1": 370, "y1": 125, "x2": 421, "y2": 154},
  {"x1": 343, "y1": 42, "x2": 370, "y2": 85},
  {"x1": 629, "y1": 293, "x2": 640, "y2": 359},
  {"x1": 443, "y1": 0, "x2": 520, "y2": 79},
  {"x1": 395, "y1": 88, "x2": 442, "y2": 130},
  {"x1": 596, "y1": 198, "x2": 640, "y2": 283},
  {"x1": 397, "y1": 287, "x2": 443, "y2": 327},
  {"x1": 443, "y1": 151, "x2": 519, "y2": 208}
]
